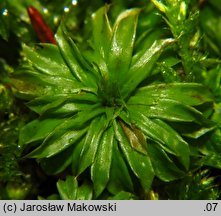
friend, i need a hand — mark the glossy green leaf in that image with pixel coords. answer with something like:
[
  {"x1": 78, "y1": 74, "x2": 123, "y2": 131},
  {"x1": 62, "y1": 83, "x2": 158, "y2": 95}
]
[
  {"x1": 55, "y1": 25, "x2": 85, "y2": 82},
  {"x1": 114, "y1": 120, "x2": 154, "y2": 192},
  {"x1": 184, "y1": 127, "x2": 216, "y2": 139},
  {"x1": 148, "y1": 143, "x2": 185, "y2": 181},
  {"x1": 134, "y1": 28, "x2": 166, "y2": 60},
  {"x1": 39, "y1": 146, "x2": 74, "y2": 175},
  {"x1": 44, "y1": 103, "x2": 96, "y2": 117},
  {"x1": 27, "y1": 107, "x2": 105, "y2": 158},
  {"x1": 71, "y1": 139, "x2": 85, "y2": 176},
  {"x1": 26, "y1": 93, "x2": 98, "y2": 115},
  {"x1": 55, "y1": 24, "x2": 96, "y2": 89},
  {"x1": 57, "y1": 176, "x2": 78, "y2": 200},
  {"x1": 129, "y1": 83, "x2": 214, "y2": 106},
  {"x1": 26, "y1": 95, "x2": 66, "y2": 114},
  {"x1": 78, "y1": 115, "x2": 106, "y2": 175},
  {"x1": 76, "y1": 181, "x2": 93, "y2": 200},
  {"x1": 127, "y1": 110, "x2": 190, "y2": 169},
  {"x1": 92, "y1": 5, "x2": 112, "y2": 61},
  {"x1": 69, "y1": 39, "x2": 99, "y2": 83},
  {"x1": 57, "y1": 176, "x2": 93, "y2": 200},
  {"x1": 212, "y1": 102, "x2": 221, "y2": 124},
  {"x1": 19, "y1": 118, "x2": 64, "y2": 147},
  {"x1": 128, "y1": 99, "x2": 209, "y2": 124},
  {"x1": 107, "y1": 139, "x2": 134, "y2": 194},
  {"x1": 200, "y1": 128, "x2": 221, "y2": 169},
  {"x1": 108, "y1": 9, "x2": 140, "y2": 87},
  {"x1": 12, "y1": 69, "x2": 86, "y2": 100},
  {"x1": 91, "y1": 126, "x2": 114, "y2": 197},
  {"x1": 27, "y1": 127, "x2": 87, "y2": 159},
  {"x1": 121, "y1": 38, "x2": 175, "y2": 99},
  {"x1": 11, "y1": 72, "x2": 51, "y2": 99},
  {"x1": 90, "y1": 5, "x2": 112, "y2": 80},
  {"x1": 23, "y1": 44, "x2": 74, "y2": 79},
  {"x1": 152, "y1": 119, "x2": 190, "y2": 168}
]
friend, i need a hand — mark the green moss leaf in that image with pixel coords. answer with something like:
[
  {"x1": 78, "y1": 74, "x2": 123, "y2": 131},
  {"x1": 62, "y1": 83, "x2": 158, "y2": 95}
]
[
  {"x1": 57, "y1": 176, "x2": 93, "y2": 200},
  {"x1": 39, "y1": 146, "x2": 75, "y2": 175},
  {"x1": 107, "y1": 8, "x2": 140, "y2": 88},
  {"x1": 27, "y1": 107, "x2": 105, "y2": 158},
  {"x1": 26, "y1": 93, "x2": 98, "y2": 115},
  {"x1": 23, "y1": 44, "x2": 73, "y2": 79},
  {"x1": 92, "y1": 5, "x2": 112, "y2": 61},
  {"x1": 121, "y1": 38, "x2": 175, "y2": 99},
  {"x1": 128, "y1": 100, "x2": 210, "y2": 124},
  {"x1": 55, "y1": 24, "x2": 97, "y2": 89},
  {"x1": 148, "y1": 144, "x2": 185, "y2": 181},
  {"x1": 107, "y1": 139, "x2": 134, "y2": 194},
  {"x1": 127, "y1": 110, "x2": 190, "y2": 169},
  {"x1": 19, "y1": 118, "x2": 64, "y2": 147},
  {"x1": 114, "y1": 120, "x2": 154, "y2": 192},
  {"x1": 57, "y1": 176, "x2": 78, "y2": 200},
  {"x1": 91, "y1": 126, "x2": 114, "y2": 197},
  {"x1": 78, "y1": 115, "x2": 106, "y2": 175},
  {"x1": 129, "y1": 83, "x2": 214, "y2": 106}
]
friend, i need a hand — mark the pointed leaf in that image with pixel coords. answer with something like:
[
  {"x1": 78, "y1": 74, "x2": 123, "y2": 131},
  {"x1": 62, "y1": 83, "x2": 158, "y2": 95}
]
[
  {"x1": 107, "y1": 138, "x2": 134, "y2": 194},
  {"x1": 183, "y1": 125, "x2": 216, "y2": 139},
  {"x1": 39, "y1": 146, "x2": 74, "y2": 175},
  {"x1": 11, "y1": 71, "x2": 52, "y2": 99},
  {"x1": 26, "y1": 95, "x2": 65, "y2": 114},
  {"x1": 12, "y1": 68, "x2": 86, "y2": 99},
  {"x1": 71, "y1": 139, "x2": 85, "y2": 176},
  {"x1": 128, "y1": 99, "x2": 210, "y2": 124},
  {"x1": 129, "y1": 83, "x2": 213, "y2": 106},
  {"x1": 55, "y1": 24, "x2": 96, "y2": 88},
  {"x1": 108, "y1": 9, "x2": 140, "y2": 86},
  {"x1": 23, "y1": 44, "x2": 73, "y2": 79},
  {"x1": 121, "y1": 38, "x2": 175, "y2": 99},
  {"x1": 57, "y1": 176, "x2": 78, "y2": 200},
  {"x1": 57, "y1": 176, "x2": 93, "y2": 200},
  {"x1": 28, "y1": 127, "x2": 87, "y2": 159},
  {"x1": 55, "y1": 25, "x2": 85, "y2": 82},
  {"x1": 134, "y1": 28, "x2": 165, "y2": 56},
  {"x1": 26, "y1": 93, "x2": 98, "y2": 115},
  {"x1": 127, "y1": 110, "x2": 190, "y2": 169},
  {"x1": 76, "y1": 181, "x2": 93, "y2": 200},
  {"x1": 19, "y1": 118, "x2": 64, "y2": 147},
  {"x1": 148, "y1": 143, "x2": 185, "y2": 181},
  {"x1": 27, "y1": 107, "x2": 105, "y2": 158},
  {"x1": 114, "y1": 120, "x2": 154, "y2": 192},
  {"x1": 91, "y1": 126, "x2": 114, "y2": 197},
  {"x1": 78, "y1": 115, "x2": 106, "y2": 174},
  {"x1": 92, "y1": 5, "x2": 112, "y2": 60}
]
